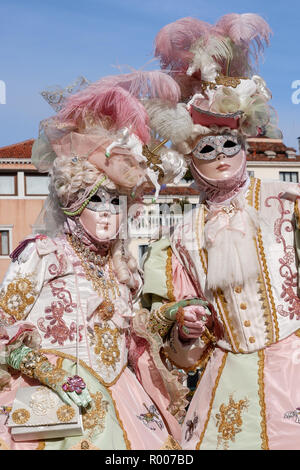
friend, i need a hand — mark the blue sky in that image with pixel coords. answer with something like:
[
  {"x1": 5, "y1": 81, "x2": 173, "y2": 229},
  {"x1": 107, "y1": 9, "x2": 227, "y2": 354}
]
[{"x1": 0, "y1": 0, "x2": 299, "y2": 150}]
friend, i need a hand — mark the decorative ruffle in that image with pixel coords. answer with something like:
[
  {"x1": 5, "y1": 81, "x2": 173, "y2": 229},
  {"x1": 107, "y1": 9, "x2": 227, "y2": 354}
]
[{"x1": 133, "y1": 308, "x2": 189, "y2": 423}]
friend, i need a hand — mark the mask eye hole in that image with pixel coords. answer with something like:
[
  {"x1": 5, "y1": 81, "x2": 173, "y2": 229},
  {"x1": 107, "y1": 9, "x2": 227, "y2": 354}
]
[
  {"x1": 111, "y1": 197, "x2": 120, "y2": 206},
  {"x1": 223, "y1": 140, "x2": 237, "y2": 148},
  {"x1": 89, "y1": 194, "x2": 102, "y2": 203},
  {"x1": 200, "y1": 145, "x2": 214, "y2": 154}
]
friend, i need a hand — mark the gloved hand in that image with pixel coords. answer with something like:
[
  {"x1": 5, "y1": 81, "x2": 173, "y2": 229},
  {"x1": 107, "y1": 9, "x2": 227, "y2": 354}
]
[
  {"x1": 7, "y1": 346, "x2": 92, "y2": 408},
  {"x1": 177, "y1": 305, "x2": 211, "y2": 340}
]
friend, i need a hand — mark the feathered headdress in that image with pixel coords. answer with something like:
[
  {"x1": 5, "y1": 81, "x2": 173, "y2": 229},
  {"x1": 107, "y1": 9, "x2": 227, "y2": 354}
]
[
  {"x1": 32, "y1": 71, "x2": 187, "y2": 197},
  {"x1": 151, "y1": 13, "x2": 281, "y2": 146}
]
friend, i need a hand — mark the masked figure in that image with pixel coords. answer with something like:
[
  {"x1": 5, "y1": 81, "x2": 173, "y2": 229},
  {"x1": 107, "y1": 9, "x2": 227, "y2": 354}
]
[
  {"x1": 134, "y1": 14, "x2": 300, "y2": 450},
  {"x1": 0, "y1": 72, "x2": 186, "y2": 450}
]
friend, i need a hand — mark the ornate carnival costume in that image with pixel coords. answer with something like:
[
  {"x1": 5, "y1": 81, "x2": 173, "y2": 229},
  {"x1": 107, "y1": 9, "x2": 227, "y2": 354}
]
[
  {"x1": 0, "y1": 72, "x2": 186, "y2": 450},
  {"x1": 134, "y1": 14, "x2": 300, "y2": 450}
]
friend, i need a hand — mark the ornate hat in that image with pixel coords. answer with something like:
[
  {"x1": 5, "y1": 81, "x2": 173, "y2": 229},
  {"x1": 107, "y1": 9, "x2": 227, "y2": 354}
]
[{"x1": 150, "y1": 13, "x2": 282, "y2": 151}]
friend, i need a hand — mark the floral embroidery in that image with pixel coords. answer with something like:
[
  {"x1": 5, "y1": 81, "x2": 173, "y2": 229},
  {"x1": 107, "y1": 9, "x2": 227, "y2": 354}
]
[
  {"x1": 215, "y1": 395, "x2": 249, "y2": 450},
  {"x1": 137, "y1": 403, "x2": 164, "y2": 431},
  {"x1": 185, "y1": 412, "x2": 199, "y2": 442},
  {"x1": 265, "y1": 194, "x2": 300, "y2": 320},
  {"x1": 82, "y1": 391, "x2": 108, "y2": 434},
  {"x1": 284, "y1": 407, "x2": 300, "y2": 424},
  {"x1": 38, "y1": 279, "x2": 83, "y2": 346},
  {"x1": 29, "y1": 387, "x2": 58, "y2": 416},
  {"x1": 93, "y1": 324, "x2": 121, "y2": 370},
  {"x1": 0, "y1": 275, "x2": 37, "y2": 321}
]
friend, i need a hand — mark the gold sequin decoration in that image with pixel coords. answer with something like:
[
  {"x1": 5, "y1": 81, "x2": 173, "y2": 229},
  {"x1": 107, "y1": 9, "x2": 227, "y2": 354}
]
[
  {"x1": 0, "y1": 276, "x2": 36, "y2": 320},
  {"x1": 12, "y1": 408, "x2": 30, "y2": 425},
  {"x1": 82, "y1": 391, "x2": 108, "y2": 432},
  {"x1": 215, "y1": 395, "x2": 249, "y2": 450},
  {"x1": 94, "y1": 325, "x2": 120, "y2": 369},
  {"x1": 34, "y1": 361, "x2": 67, "y2": 390},
  {"x1": 56, "y1": 405, "x2": 75, "y2": 423},
  {"x1": 148, "y1": 302, "x2": 177, "y2": 338}
]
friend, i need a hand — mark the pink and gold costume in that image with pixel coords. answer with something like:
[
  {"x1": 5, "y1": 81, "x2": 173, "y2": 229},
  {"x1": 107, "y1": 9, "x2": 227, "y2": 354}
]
[{"x1": 141, "y1": 178, "x2": 300, "y2": 450}]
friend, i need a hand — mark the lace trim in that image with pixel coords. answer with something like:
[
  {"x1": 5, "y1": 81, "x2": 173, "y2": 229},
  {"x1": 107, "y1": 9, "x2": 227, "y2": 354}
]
[{"x1": 132, "y1": 309, "x2": 189, "y2": 423}]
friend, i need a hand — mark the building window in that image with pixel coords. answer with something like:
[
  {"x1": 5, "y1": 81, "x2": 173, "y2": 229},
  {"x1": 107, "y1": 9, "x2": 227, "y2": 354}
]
[
  {"x1": 0, "y1": 174, "x2": 17, "y2": 195},
  {"x1": 25, "y1": 174, "x2": 50, "y2": 195},
  {"x1": 279, "y1": 172, "x2": 299, "y2": 183},
  {"x1": 0, "y1": 230, "x2": 10, "y2": 255},
  {"x1": 138, "y1": 244, "x2": 149, "y2": 267}
]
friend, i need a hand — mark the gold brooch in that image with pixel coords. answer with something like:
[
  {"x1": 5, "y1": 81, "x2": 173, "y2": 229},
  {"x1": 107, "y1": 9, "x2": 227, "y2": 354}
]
[
  {"x1": 56, "y1": 405, "x2": 75, "y2": 423},
  {"x1": 12, "y1": 408, "x2": 30, "y2": 425}
]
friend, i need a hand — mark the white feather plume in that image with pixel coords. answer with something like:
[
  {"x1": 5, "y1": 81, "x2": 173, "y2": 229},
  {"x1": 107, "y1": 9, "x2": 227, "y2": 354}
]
[
  {"x1": 143, "y1": 99, "x2": 194, "y2": 145},
  {"x1": 187, "y1": 36, "x2": 233, "y2": 81}
]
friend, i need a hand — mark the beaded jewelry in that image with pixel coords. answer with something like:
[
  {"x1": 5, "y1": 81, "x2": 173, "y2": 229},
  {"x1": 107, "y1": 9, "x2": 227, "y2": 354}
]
[{"x1": 62, "y1": 176, "x2": 107, "y2": 217}]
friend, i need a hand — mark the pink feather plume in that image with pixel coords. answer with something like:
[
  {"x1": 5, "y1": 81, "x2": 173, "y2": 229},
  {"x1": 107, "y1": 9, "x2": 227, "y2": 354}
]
[
  {"x1": 154, "y1": 17, "x2": 211, "y2": 73},
  {"x1": 59, "y1": 84, "x2": 150, "y2": 143},
  {"x1": 99, "y1": 70, "x2": 181, "y2": 103},
  {"x1": 213, "y1": 13, "x2": 272, "y2": 64},
  {"x1": 58, "y1": 71, "x2": 181, "y2": 143}
]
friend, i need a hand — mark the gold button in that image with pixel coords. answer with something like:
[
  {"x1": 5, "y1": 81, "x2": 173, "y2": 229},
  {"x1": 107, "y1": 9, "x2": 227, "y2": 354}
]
[
  {"x1": 244, "y1": 320, "x2": 251, "y2": 327},
  {"x1": 249, "y1": 337, "x2": 256, "y2": 344},
  {"x1": 235, "y1": 286, "x2": 242, "y2": 293},
  {"x1": 240, "y1": 303, "x2": 247, "y2": 310}
]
